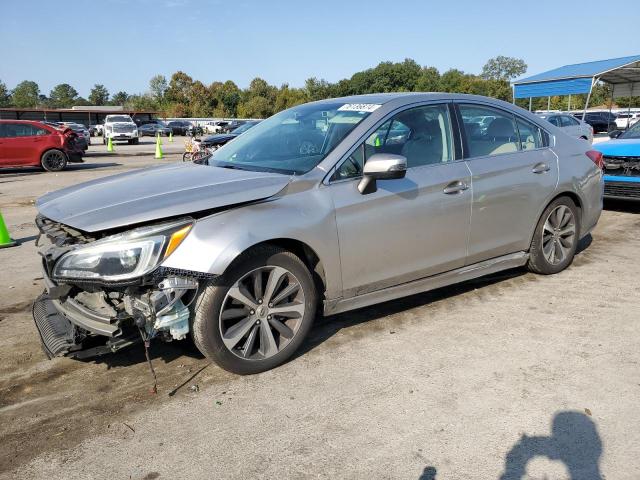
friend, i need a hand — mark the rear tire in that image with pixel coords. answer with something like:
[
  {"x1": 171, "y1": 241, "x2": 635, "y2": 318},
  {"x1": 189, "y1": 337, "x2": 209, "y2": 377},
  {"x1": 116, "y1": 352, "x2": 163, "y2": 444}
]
[
  {"x1": 527, "y1": 196, "x2": 580, "y2": 275},
  {"x1": 192, "y1": 246, "x2": 318, "y2": 375},
  {"x1": 41, "y1": 149, "x2": 67, "y2": 172}
]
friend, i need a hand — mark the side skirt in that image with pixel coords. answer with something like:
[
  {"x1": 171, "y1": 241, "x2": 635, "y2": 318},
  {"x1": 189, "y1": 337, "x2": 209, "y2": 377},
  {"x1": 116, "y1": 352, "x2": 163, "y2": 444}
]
[{"x1": 323, "y1": 252, "x2": 529, "y2": 316}]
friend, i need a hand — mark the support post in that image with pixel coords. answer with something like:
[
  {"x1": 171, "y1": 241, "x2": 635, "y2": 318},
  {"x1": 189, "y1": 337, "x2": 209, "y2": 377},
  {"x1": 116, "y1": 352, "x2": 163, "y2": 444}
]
[
  {"x1": 568, "y1": 94, "x2": 571, "y2": 112},
  {"x1": 547, "y1": 96, "x2": 551, "y2": 112},
  {"x1": 628, "y1": 83, "x2": 634, "y2": 130},
  {"x1": 529, "y1": 97, "x2": 532, "y2": 112},
  {"x1": 582, "y1": 77, "x2": 597, "y2": 121}
]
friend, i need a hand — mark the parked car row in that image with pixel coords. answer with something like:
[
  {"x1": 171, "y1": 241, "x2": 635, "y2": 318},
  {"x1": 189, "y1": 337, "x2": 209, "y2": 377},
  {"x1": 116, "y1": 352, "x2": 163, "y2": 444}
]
[
  {"x1": 199, "y1": 120, "x2": 261, "y2": 149},
  {"x1": 0, "y1": 120, "x2": 87, "y2": 171},
  {"x1": 537, "y1": 113, "x2": 593, "y2": 143}
]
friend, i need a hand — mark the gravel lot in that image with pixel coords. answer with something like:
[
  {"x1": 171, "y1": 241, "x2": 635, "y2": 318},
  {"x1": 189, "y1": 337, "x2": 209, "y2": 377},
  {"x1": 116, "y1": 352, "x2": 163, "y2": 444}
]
[{"x1": 0, "y1": 150, "x2": 638, "y2": 479}]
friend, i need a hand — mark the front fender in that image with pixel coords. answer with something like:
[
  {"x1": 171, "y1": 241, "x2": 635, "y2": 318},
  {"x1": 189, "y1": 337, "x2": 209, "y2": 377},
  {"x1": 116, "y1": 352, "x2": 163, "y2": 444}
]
[{"x1": 161, "y1": 185, "x2": 343, "y2": 299}]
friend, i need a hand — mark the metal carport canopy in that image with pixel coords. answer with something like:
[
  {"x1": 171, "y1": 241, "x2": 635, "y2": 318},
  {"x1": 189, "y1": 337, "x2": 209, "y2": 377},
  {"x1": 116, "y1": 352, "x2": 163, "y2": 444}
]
[{"x1": 513, "y1": 55, "x2": 640, "y2": 99}]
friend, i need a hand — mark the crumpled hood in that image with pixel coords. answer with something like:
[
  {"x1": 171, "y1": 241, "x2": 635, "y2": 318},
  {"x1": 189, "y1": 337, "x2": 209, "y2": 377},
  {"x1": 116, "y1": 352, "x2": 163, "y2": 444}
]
[
  {"x1": 36, "y1": 162, "x2": 291, "y2": 232},
  {"x1": 593, "y1": 138, "x2": 640, "y2": 156}
]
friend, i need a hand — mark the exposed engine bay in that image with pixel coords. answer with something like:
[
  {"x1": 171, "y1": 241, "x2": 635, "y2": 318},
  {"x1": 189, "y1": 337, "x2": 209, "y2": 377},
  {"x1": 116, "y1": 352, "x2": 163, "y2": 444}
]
[
  {"x1": 32, "y1": 215, "x2": 212, "y2": 360},
  {"x1": 602, "y1": 155, "x2": 640, "y2": 176}
]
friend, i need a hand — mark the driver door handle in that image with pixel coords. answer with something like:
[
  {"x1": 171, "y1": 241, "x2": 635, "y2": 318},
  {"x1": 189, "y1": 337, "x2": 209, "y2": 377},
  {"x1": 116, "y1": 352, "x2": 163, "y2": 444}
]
[
  {"x1": 443, "y1": 180, "x2": 469, "y2": 194},
  {"x1": 532, "y1": 162, "x2": 550, "y2": 174}
]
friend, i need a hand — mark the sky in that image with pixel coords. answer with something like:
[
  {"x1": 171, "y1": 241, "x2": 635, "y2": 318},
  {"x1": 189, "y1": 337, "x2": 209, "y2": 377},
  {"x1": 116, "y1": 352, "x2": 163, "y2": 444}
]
[{"x1": 1, "y1": 0, "x2": 639, "y2": 98}]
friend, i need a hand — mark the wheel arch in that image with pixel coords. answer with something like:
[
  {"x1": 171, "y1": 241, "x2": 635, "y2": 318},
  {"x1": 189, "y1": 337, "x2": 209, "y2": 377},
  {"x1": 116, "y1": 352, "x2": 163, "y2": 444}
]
[
  {"x1": 228, "y1": 238, "x2": 327, "y2": 299},
  {"x1": 41, "y1": 147, "x2": 68, "y2": 161},
  {"x1": 527, "y1": 190, "x2": 584, "y2": 248}
]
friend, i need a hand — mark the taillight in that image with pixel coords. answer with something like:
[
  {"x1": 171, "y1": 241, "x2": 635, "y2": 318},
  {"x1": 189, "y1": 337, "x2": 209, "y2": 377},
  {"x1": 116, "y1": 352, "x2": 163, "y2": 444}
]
[{"x1": 586, "y1": 150, "x2": 603, "y2": 169}]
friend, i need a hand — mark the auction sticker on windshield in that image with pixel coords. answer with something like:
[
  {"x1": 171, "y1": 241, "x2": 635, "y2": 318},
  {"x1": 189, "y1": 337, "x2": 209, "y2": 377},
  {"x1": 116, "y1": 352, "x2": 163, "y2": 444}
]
[{"x1": 338, "y1": 103, "x2": 381, "y2": 113}]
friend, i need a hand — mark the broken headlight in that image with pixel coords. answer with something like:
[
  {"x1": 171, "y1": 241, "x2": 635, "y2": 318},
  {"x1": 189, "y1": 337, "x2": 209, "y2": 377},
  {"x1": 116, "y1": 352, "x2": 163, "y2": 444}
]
[{"x1": 53, "y1": 220, "x2": 192, "y2": 282}]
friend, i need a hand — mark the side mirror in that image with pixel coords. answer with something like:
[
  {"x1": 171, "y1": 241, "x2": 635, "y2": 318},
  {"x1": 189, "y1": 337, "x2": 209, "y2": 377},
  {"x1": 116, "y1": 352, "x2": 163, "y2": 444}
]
[
  {"x1": 357, "y1": 153, "x2": 407, "y2": 194},
  {"x1": 608, "y1": 129, "x2": 622, "y2": 139}
]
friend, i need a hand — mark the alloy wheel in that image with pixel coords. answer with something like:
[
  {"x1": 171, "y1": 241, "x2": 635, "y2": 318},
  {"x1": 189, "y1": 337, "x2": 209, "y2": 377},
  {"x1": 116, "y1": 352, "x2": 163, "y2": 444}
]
[
  {"x1": 42, "y1": 151, "x2": 66, "y2": 171},
  {"x1": 542, "y1": 205, "x2": 576, "y2": 265},
  {"x1": 219, "y1": 266, "x2": 306, "y2": 360}
]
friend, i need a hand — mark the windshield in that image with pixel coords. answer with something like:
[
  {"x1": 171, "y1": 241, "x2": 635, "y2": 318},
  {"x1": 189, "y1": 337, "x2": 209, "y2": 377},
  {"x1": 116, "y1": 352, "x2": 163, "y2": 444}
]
[
  {"x1": 620, "y1": 121, "x2": 640, "y2": 139},
  {"x1": 206, "y1": 102, "x2": 377, "y2": 174},
  {"x1": 107, "y1": 116, "x2": 133, "y2": 123}
]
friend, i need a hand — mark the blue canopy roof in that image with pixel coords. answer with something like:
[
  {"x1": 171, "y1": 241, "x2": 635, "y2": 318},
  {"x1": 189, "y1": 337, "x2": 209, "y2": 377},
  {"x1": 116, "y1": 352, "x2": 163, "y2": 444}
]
[{"x1": 513, "y1": 55, "x2": 640, "y2": 99}]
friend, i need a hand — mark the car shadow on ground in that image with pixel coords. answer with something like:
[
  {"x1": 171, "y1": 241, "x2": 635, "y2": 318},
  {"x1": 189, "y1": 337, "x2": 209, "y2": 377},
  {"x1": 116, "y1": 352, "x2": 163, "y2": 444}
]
[
  {"x1": 297, "y1": 233, "x2": 593, "y2": 361},
  {"x1": 499, "y1": 411, "x2": 603, "y2": 479},
  {"x1": 604, "y1": 198, "x2": 640, "y2": 214}
]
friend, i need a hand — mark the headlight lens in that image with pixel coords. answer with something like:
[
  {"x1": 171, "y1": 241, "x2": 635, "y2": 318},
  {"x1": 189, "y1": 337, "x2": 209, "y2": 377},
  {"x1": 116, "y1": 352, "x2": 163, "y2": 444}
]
[{"x1": 53, "y1": 220, "x2": 192, "y2": 282}]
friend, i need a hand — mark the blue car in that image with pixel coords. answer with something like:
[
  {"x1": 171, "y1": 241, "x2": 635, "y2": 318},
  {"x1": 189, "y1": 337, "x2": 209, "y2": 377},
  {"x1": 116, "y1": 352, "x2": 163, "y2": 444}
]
[{"x1": 595, "y1": 121, "x2": 640, "y2": 200}]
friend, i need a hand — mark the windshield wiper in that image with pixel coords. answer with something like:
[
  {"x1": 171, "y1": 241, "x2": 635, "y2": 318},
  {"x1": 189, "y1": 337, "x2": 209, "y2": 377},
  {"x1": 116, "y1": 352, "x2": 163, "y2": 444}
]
[{"x1": 218, "y1": 164, "x2": 250, "y2": 171}]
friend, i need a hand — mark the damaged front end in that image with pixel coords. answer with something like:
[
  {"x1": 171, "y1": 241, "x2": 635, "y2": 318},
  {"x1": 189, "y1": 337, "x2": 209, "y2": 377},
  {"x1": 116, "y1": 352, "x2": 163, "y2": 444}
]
[
  {"x1": 603, "y1": 155, "x2": 640, "y2": 199},
  {"x1": 33, "y1": 215, "x2": 212, "y2": 359}
]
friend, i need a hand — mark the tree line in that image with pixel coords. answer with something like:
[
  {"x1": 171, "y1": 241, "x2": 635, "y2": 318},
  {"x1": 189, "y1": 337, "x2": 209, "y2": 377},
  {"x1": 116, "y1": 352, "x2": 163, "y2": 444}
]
[{"x1": 1, "y1": 56, "x2": 637, "y2": 117}]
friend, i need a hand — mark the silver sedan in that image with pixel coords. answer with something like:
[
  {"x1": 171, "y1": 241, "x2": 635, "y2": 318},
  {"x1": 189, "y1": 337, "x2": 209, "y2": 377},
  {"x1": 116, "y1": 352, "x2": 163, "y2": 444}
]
[{"x1": 34, "y1": 93, "x2": 603, "y2": 374}]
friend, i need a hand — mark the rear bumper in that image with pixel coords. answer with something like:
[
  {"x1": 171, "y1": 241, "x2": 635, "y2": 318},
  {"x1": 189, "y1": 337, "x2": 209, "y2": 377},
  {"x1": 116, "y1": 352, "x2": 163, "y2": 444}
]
[{"x1": 603, "y1": 175, "x2": 640, "y2": 200}]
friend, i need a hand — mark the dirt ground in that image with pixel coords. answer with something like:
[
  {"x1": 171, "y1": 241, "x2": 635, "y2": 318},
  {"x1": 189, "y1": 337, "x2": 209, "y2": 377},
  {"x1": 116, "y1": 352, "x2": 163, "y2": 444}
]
[{"x1": 0, "y1": 151, "x2": 639, "y2": 479}]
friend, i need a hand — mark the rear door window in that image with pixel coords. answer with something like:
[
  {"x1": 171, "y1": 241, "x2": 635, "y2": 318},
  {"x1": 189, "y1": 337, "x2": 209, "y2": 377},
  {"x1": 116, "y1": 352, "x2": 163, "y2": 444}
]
[
  {"x1": 560, "y1": 115, "x2": 579, "y2": 127},
  {"x1": 459, "y1": 104, "x2": 519, "y2": 158},
  {"x1": 515, "y1": 117, "x2": 544, "y2": 150}
]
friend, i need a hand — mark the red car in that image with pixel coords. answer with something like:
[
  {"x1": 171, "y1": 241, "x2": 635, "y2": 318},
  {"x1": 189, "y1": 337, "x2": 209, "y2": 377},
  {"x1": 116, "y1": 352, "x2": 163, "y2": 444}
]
[{"x1": 0, "y1": 120, "x2": 85, "y2": 171}]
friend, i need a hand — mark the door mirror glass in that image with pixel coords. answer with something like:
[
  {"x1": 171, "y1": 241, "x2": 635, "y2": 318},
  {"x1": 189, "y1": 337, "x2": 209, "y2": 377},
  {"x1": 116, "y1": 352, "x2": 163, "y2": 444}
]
[{"x1": 358, "y1": 153, "x2": 407, "y2": 194}]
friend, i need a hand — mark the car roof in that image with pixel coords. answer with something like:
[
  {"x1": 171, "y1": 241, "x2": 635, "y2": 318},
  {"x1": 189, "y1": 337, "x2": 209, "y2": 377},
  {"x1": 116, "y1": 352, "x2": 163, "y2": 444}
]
[{"x1": 307, "y1": 92, "x2": 523, "y2": 111}]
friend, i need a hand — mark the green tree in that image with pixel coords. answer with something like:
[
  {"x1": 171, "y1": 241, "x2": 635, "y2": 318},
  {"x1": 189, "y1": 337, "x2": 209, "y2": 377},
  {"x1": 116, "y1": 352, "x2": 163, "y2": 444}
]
[
  {"x1": 439, "y1": 69, "x2": 467, "y2": 93},
  {"x1": 125, "y1": 93, "x2": 157, "y2": 111},
  {"x1": 415, "y1": 67, "x2": 441, "y2": 92},
  {"x1": 189, "y1": 80, "x2": 214, "y2": 117},
  {"x1": 165, "y1": 71, "x2": 193, "y2": 105},
  {"x1": 11, "y1": 80, "x2": 40, "y2": 108},
  {"x1": 88, "y1": 84, "x2": 109, "y2": 105},
  {"x1": 218, "y1": 80, "x2": 241, "y2": 116},
  {"x1": 111, "y1": 91, "x2": 129, "y2": 106},
  {"x1": 238, "y1": 96, "x2": 273, "y2": 118},
  {"x1": 0, "y1": 80, "x2": 10, "y2": 107},
  {"x1": 481, "y1": 56, "x2": 527, "y2": 81},
  {"x1": 275, "y1": 84, "x2": 307, "y2": 111},
  {"x1": 49, "y1": 83, "x2": 78, "y2": 108},
  {"x1": 149, "y1": 75, "x2": 168, "y2": 103},
  {"x1": 304, "y1": 77, "x2": 332, "y2": 101}
]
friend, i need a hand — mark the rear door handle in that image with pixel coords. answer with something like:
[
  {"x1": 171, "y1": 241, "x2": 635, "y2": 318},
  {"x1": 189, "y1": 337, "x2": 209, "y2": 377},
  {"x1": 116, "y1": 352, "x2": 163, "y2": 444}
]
[
  {"x1": 532, "y1": 162, "x2": 550, "y2": 174},
  {"x1": 443, "y1": 180, "x2": 469, "y2": 194}
]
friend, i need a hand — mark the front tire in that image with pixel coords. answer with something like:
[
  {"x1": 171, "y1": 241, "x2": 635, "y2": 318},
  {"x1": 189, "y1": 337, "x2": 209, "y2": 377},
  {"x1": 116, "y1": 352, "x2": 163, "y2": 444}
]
[
  {"x1": 192, "y1": 246, "x2": 318, "y2": 375},
  {"x1": 40, "y1": 149, "x2": 67, "y2": 172},
  {"x1": 527, "y1": 197, "x2": 580, "y2": 275}
]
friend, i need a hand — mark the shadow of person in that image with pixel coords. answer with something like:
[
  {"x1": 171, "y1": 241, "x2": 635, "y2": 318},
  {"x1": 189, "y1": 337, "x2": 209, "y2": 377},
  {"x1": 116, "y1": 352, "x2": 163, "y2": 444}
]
[
  {"x1": 418, "y1": 466, "x2": 437, "y2": 479},
  {"x1": 500, "y1": 411, "x2": 603, "y2": 480}
]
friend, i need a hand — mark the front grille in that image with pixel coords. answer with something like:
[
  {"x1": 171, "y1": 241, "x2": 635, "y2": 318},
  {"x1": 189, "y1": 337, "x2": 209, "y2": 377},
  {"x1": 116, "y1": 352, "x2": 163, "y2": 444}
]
[
  {"x1": 604, "y1": 181, "x2": 640, "y2": 199},
  {"x1": 33, "y1": 293, "x2": 77, "y2": 358},
  {"x1": 113, "y1": 124, "x2": 135, "y2": 133}
]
